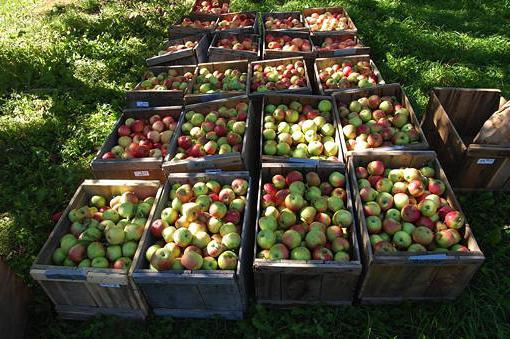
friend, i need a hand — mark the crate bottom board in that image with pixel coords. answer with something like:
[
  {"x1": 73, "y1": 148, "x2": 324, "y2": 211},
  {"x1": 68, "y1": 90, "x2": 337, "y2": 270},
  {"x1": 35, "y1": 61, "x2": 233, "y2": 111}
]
[
  {"x1": 54, "y1": 304, "x2": 147, "y2": 320},
  {"x1": 256, "y1": 300, "x2": 353, "y2": 306},
  {"x1": 359, "y1": 296, "x2": 456, "y2": 305},
  {"x1": 153, "y1": 308, "x2": 244, "y2": 320}
]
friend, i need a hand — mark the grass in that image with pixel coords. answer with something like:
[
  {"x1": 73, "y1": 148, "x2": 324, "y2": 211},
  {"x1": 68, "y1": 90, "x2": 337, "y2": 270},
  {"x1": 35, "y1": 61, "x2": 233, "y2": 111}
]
[{"x1": 1, "y1": 0, "x2": 510, "y2": 337}]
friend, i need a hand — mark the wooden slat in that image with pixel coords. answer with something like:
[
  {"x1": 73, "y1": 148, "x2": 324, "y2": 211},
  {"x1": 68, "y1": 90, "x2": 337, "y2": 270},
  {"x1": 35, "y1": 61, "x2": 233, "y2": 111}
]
[
  {"x1": 154, "y1": 307, "x2": 243, "y2": 320},
  {"x1": 0, "y1": 259, "x2": 30, "y2": 339}
]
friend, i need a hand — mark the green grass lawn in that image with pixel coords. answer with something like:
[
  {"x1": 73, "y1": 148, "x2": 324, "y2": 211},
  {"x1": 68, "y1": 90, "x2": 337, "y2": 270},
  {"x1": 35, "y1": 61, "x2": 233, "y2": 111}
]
[{"x1": 1, "y1": 0, "x2": 510, "y2": 337}]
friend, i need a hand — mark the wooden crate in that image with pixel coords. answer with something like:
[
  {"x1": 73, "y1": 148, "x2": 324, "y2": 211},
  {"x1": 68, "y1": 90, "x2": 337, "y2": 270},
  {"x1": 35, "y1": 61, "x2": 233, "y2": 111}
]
[
  {"x1": 169, "y1": 13, "x2": 218, "y2": 38},
  {"x1": 332, "y1": 83, "x2": 429, "y2": 157},
  {"x1": 30, "y1": 180, "x2": 163, "y2": 320},
  {"x1": 192, "y1": 0, "x2": 230, "y2": 15},
  {"x1": 253, "y1": 163, "x2": 362, "y2": 305},
  {"x1": 422, "y1": 87, "x2": 510, "y2": 191},
  {"x1": 314, "y1": 55, "x2": 385, "y2": 95},
  {"x1": 126, "y1": 66, "x2": 196, "y2": 108},
  {"x1": 348, "y1": 151, "x2": 485, "y2": 303},
  {"x1": 0, "y1": 258, "x2": 31, "y2": 339},
  {"x1": 184, "y1": 60, "x2": 249, "y2": 104},
  {"x1": 132, "y1": 171, "x2": 255, "y2": 319},
  {"x1": 312, "y1": 34, "x2": 369, "y2": 58},
  {"x1": 303, "y1": 7, "x2": 358, "y2": 36},
  {"x1": 260, "y1": 93, "x2": 345, "y2": 165},
  {"x1": 215, "y1": 11, "x2": 259, "y2": 35},
  {"x1": 91, "y1": 106, "x2": 183, "y2": 182},
  {"x1": 208, "y1": 32, "x2": 260, "y2": 62},
  {"x1": 262, "y1": 30, "x2": 316, "y2": 61},
  {"x1": 247, "y1": 57, "x2": 313, "y2": 99},
  {"x1": 261, "y1": 11, "x2": 308, "y2": 33},
  {"x1": 146, "y1": 34, "x2": 209, "y2": 67},
  {"x1": 163, "y1": 95, "x2": 257, "y2": 175}
]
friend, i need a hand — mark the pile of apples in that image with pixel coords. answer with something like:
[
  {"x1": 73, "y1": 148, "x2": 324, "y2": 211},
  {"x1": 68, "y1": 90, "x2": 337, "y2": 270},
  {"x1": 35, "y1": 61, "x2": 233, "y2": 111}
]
[
  {"x1": 305, "y1": 11, "x2": 353, "y2": 32},
  {"x1": 216, "y1": 13, "x2": 255, "y2": 31},
  {"x1": 316, "y1": 36, "x2": 362, "y2": 51},
  {"x1": 264, "y1": 15, "x2": 305, "y2": 30},
  {"x1": 338, "y1": 95, "x2": 421, "y2": 151},
  {"x1": 146, "y1": 178, "x2": 249, "y2": 270},
  {"x1": 52, "y1": 192, "x2": 155, "y2": 269},
  {"x1": 193, "y1": 0, "x2": 229, "y2": 15},
  {"x1": 192, "y1": 67, "x2": 247, "y2": 94},
  {"x1": 177, "y1": 17, "x2": 216, "y2": 29},
  {"x1": 318, "y1": 61, "x2": 381, "y2": 90},
  {"x1": 102, "y1": 114, "x2": 177, "y2": 160},
  {"x1": 262, "y1": 99, "x2": 339, "y2": 159},
  {"x1": 257, "y1": 170, "x2": 353, "y2": 261},
  {"x1": 216, "y1": 35, "x2": 257, "y2": 52},
  {"x1": 134, "y1": 69, "x2": 194, "y2": 91},
  {"x1": 158, "y1": 39, "x2": 197, "y2": 56},
  {"x1": 355, "y1": 161, "x2": 469, "y2": 253},
  {"x1": 265, "y1": 34, "x2": 312, "y2": 52},
  {"x1": 172, "y1": 102, "x2": 248, "y2": 160},
  {"x1": 251, "y1": 60, "x2": 307, "y2": 92}
]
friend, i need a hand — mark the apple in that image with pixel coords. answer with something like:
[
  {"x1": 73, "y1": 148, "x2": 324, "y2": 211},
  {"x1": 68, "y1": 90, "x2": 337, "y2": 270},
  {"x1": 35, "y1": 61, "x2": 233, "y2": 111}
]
[
  {"x1": 216, "y1": 34, "x2": 257, "y2": 52},
  {"x1": 251, "y1": 60, "x2": 307, "y2": 92},
  {"x1": 217, "y1": 13, "x2": 255, "y2": 31},
  {"x1": 319, "y1": 61, "x2": 381, "y2": 91},
  {"x1": 265, "y1": 33, "x2": 312, "y2": 52},
  {"x1": 218, "y1": 250, "x2": 238, "y2": 269},
  {"x1": 315, "y1": 36, "x2": 363, "y2": 52},
  {"x1": 264, "y1": 14, "x2": 304, "y2": 30},
  {"x1": 176, "y1": 16, "x2": 216, "y2": 29},
  {"x1": 193, "y1": 0, "x2": 229, "y2": 15},
  {"x1": 444, "y1": 211, "x2": 465, "y2": 229},
  {"x1": 392, "y1": 231, "x2": 412, "y2": 249}
]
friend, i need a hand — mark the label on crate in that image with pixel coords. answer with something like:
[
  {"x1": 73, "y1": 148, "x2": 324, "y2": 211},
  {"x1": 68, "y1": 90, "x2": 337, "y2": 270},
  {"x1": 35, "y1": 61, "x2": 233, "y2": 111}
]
[
  {"x1": 99, "y1": 283, "x2": 121, "y2": 288},
  {"x1": 333, "y1": 49, "x2": 348, "y2": 57},
  {"x1": 477, "y1": 158, "x2": 495, "y2": 165},
  {"x1": 134, "y1": 170, "x2": 150, "y2": 177},
  {"x1": 136, "y1": 101, "x2": 150, "y2": 108},
  {"x1": 409, "y1": 254, "x2": 450, "y2": 261}
]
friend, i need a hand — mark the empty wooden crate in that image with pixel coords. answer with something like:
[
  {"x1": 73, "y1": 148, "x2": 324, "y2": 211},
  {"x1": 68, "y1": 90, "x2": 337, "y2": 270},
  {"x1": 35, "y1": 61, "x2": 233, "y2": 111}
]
[
  {"x1": 30, "y1": 180, "x2": 162, "y2": 320},
  {"x1": 253, "y1": 163, "x2": 362, "y2": 305},
  {"x1": 348, "y1": 151, "x2": 485, "y2": 303},
  {"x1": 422, "y1": 87, "x2": 510, "y2": 190},
  {"x1": 132, "y1": 171, "x2": 255, "y2": 319}
]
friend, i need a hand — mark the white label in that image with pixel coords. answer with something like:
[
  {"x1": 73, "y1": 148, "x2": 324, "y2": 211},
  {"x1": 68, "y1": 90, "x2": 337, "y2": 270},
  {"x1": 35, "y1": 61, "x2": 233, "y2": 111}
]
[
  {"x1": 136, "y1": 101, "x2": 150, "y2": 108},
  {"x1": 99, "y1": 283, "x2": 121, "y2": 288},
  {"x1": 134, "y1": 170, "x2": 150, "y2": 177},
  {"x1": 477, "y1": 158, "x2": 495, "y2": 165}
]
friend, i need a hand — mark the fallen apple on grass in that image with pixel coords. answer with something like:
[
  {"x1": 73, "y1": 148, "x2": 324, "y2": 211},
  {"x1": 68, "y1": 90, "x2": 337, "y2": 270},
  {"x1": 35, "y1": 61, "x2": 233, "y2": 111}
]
[
  {"x1": 262, "y1": 98, "x2": 339, "y2": 160},
  {"x1": 146, "y1": 178, "x2": 248, "y2": 270},
  {"x1": 250, "y1": 59, "x2": 307, "y2": 92},
  {"x1": 355, "y1": 161, "x2": 469, "y2": 253},
  {"x1": 318, "y1": 60, "x2": 382, "y2": 90},
  {"x1": 338, "y1": 94, "x2": 422, "y2": 151},
  {"x1": 256, "y1": 170, "x2": 353, "y2": 261},
  {"x1": 51, "y1": 192, "x2": 155, "y2": 269}
]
